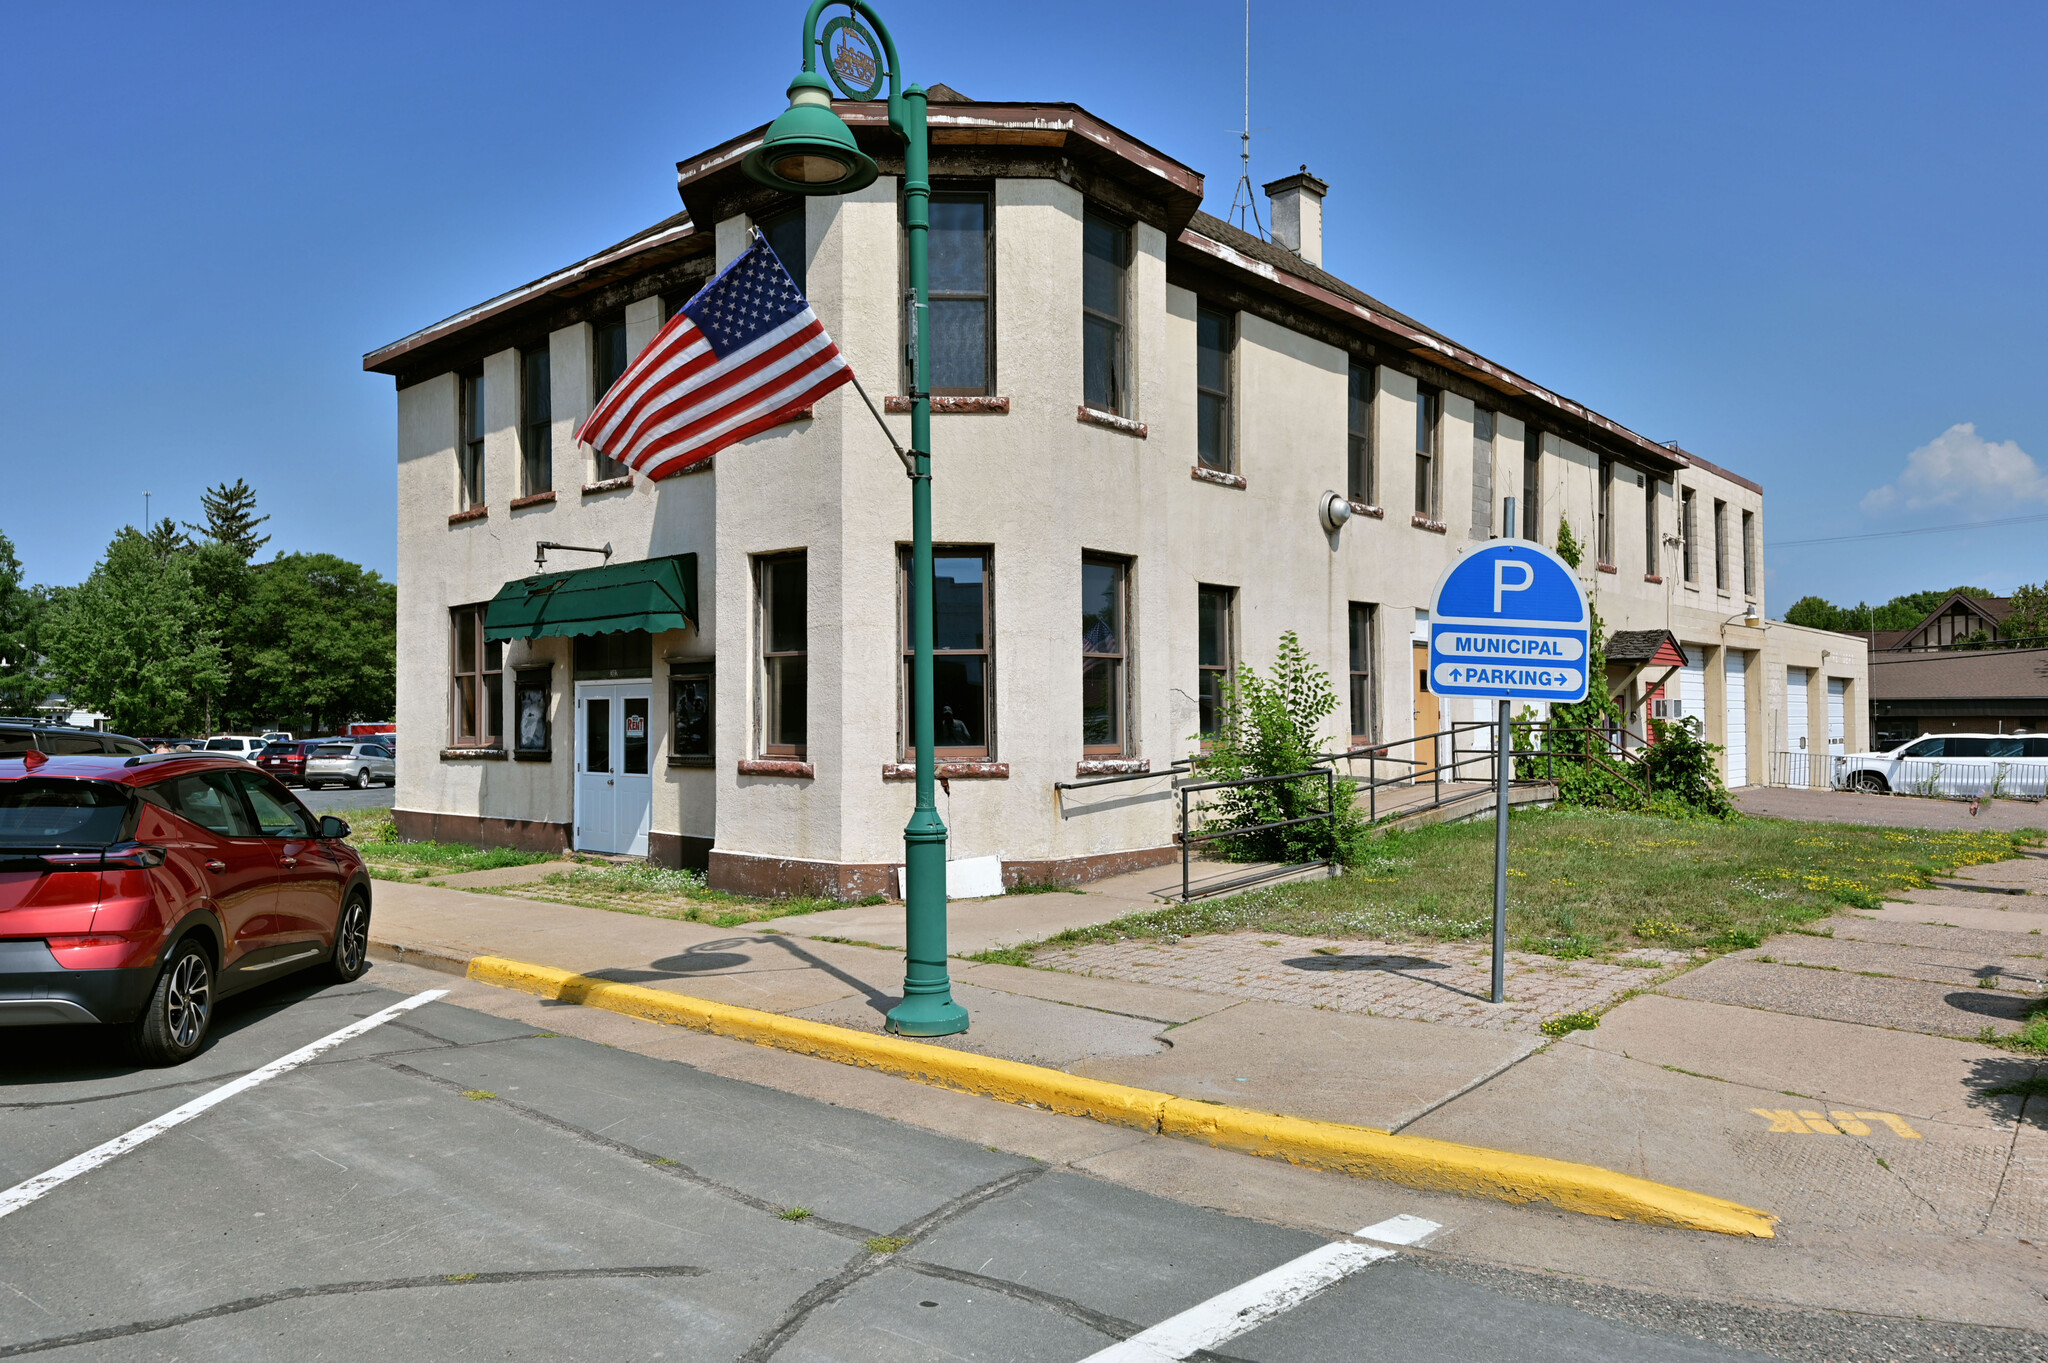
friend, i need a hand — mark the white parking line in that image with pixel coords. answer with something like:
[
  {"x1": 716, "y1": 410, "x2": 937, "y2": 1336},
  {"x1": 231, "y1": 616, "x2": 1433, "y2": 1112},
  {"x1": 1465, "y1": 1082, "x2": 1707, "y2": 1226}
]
[
  {"x1": 1077, "y1": 1215, "x2": 1443, "y2": 1362},
  {"x1": 0, "y1": 989, "x2": 446, "y2": 1222}
]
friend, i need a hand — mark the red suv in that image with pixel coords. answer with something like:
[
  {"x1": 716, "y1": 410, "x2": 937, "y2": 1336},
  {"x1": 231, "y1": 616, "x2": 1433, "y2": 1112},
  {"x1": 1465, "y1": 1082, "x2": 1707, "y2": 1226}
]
[
  {"x1": 0, "y1": 752, "x2": 372, "y2": 1064},
  {"x1": 257, "y1": 738, "x2": 331, "y2": 786}
]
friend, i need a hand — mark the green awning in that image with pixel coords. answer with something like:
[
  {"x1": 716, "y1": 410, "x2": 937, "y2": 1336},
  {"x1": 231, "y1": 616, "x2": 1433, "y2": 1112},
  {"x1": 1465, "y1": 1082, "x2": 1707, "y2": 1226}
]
[{"x1": 483, "y1": 553, "x2": 697, "y2": 642}]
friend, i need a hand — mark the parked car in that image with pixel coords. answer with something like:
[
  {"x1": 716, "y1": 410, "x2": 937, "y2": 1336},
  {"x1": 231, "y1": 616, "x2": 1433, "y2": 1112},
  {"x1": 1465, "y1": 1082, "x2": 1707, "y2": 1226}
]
[
  {"x1": 0, "y1": 750, "x2": 371, "y2": 1063},
  {"x1": 1836, "y1": 733, "x2": 2048, "y2": 798},
  {"x1": 261, "y1": 731, "x2": 294, "y2": 745},
  {"x1": 0, "y1": 719, "x2": 150, "y2": 758},
  {"x1": 256, "y1": 738, "x2": 334, "y2": 786},
  {"x1": 202, "y1": 735, "x2": 269, "y2": 762},
  {"x1": 302, "y1": 739, "x2": 396, "y2": 790}
]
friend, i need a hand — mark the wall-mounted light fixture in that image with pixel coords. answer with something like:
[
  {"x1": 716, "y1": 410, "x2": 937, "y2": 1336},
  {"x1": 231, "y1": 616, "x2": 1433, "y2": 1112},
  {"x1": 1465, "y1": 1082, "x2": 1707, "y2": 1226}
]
[{"x1": 1319, "y1": 490, "x2": 1352, "y2": 534}]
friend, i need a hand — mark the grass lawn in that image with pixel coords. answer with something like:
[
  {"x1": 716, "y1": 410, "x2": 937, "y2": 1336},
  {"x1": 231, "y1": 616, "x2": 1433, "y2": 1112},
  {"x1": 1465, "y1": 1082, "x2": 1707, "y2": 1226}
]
[
  {"x1": 993, "y1": 807, "x2": 2041, "y2": 964},
  {"x1": 480, "y1": 861, "x2": 875, "y2": 928},
  {"x1": 343, "y1": 808, "x2": 565, "y2": 881}
]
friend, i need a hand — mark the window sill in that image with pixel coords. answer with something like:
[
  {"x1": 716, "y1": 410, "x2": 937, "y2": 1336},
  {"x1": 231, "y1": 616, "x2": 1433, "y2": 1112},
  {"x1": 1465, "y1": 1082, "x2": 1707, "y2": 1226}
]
[
  {"x1": 668, "y1": 754, "x2": 715, "y2": 768},
  {"x1": 512, "y1": 750, "x2": 551, "y2": 762},
  {"x1": 1348, "y1": 501, "x2": 1386, "y2": 519},
  {"x1": 739, "y1": 758, "x2": 814, "y2": 779},
  {"x1": 582, "y1": 476, "x2": 634, "y2": 497},
  {"x1": 884, "y1": 396, "x2": 1011, "y2": 414},
  {"x1": 1191, "y1": 466, "x2": 1245, "y2": 489},
  {"x1": 1596, "y1": 562, "x2": 1618, "y2": 574},
  {"x1": 1644, "y1": 574, "x2": 1664, "y2": 584},
  {"x1": 440, "y1": 746, "x2": 507, "y2": 761},
  {"x1": 1076, "y1": 405, "x2": 1147, "y2": 438},
  {"x1": 883, "y1": 761, "x2": 1010, "y2": 780},
  {"x1": 1410, "y1": 515, "x2": 1448, "y2": 534},
  {"x1": 510, "y1": 491, "x2": 557, "y2": 510},
  {"x1": 1076, "y1": 757, "x2": 1148, "y2": 777},
  {"x1": 448, "y1": 507, "x2": 488, "y2": 525}
]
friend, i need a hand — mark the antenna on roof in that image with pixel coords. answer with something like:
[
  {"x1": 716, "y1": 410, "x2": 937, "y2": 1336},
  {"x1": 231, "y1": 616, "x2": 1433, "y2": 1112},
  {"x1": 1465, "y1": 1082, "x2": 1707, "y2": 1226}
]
[{"x1": 1225, "y1": 0, "x2": 1266, "y2": 239}]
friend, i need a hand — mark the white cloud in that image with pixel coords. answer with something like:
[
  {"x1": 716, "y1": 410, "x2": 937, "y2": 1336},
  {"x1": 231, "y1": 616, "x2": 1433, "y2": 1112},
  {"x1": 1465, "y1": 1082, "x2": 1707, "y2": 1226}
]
[{"x1": 1862, "y1": 423, "x2": 2048, "y2": 515}]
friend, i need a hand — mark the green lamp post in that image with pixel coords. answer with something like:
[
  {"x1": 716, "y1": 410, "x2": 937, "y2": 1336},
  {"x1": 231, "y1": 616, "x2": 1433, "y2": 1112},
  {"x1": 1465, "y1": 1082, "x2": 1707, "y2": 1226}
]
[{"x1": 742, "y1": 1, "x2": 967, "y2": 1036}]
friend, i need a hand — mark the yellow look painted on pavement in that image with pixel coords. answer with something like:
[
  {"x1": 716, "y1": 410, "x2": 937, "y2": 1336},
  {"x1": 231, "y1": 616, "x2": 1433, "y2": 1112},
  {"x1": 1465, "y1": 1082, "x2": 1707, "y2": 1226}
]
[{"x1": 1749, "y1": 1109, "x2": 1922, "y2": 1138}]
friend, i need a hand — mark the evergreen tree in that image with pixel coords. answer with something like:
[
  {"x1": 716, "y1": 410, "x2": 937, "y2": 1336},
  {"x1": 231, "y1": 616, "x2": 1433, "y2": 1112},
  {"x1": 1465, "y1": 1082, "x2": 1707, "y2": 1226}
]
[
  {"x1": 184, "y1": 479, "x2": 271, "y2": 560},
  {"x1": 143, "y1": 517, "x2": 191, "y2": 558}
]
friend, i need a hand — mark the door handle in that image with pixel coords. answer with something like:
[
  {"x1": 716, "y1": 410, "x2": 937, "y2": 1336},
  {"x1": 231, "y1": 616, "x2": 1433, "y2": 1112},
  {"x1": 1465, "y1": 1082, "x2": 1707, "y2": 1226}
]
[
  {"x1": 205, "y1": 860, "x2": 226, "y2": 873},
  {"x1": 608, "y1": 779, "x2": 615, "y2": 786},
  {"x1": 280, "y1": 857, "x2": 297, "y2": 869}
]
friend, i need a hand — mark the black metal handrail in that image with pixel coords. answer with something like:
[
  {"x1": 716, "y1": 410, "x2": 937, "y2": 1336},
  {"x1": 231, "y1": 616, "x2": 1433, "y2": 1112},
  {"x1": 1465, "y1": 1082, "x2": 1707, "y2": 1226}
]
[{"x1": 1177, "y1": 766, "x2": 1338, "y2": 903}]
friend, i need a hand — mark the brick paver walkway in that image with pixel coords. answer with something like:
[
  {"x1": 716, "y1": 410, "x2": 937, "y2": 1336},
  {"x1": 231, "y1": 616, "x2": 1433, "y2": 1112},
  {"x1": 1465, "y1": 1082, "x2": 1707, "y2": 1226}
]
[{"x1": 1030, "y1": 932, "x2": 1696, "y2": 1034}]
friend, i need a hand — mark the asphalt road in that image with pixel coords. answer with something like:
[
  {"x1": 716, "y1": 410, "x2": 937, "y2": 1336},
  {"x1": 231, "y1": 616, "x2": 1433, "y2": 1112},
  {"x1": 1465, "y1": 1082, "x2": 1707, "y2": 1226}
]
[
  {"x1": 294, "y1": 786, "x2": 394, "y2": 815},
  {"x1": 1, "y1": 963, "x2": 2036, "y2": 1361}
]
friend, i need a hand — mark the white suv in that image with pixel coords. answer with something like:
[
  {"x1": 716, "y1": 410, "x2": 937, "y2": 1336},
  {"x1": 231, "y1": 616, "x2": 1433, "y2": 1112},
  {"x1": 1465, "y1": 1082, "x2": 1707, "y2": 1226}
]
[
  {"x1": 1836, "y1": 733, "x2": 2048, "y2": 799},
  {"x1": 202, "y1": 735, "x2": 269, "y2": 762}
]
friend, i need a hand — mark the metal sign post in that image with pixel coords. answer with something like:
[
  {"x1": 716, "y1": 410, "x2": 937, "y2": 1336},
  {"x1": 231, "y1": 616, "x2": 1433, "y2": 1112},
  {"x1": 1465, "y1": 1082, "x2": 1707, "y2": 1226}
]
[{"x1": 1427, "y1": 500, "x2": 1589, "y2": 1003}]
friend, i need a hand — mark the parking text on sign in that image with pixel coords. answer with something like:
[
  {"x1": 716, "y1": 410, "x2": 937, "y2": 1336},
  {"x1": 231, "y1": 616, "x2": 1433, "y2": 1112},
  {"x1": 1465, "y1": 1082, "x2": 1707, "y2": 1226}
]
[{"x1": 1433, "y1": 663, "x2": 1584, "y2": 693}]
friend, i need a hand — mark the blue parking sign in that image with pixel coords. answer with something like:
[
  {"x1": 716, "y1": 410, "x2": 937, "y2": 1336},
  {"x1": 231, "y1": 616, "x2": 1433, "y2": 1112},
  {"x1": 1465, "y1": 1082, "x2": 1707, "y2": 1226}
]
[{"x1": 1427, "y1": 542, "x2": 1590, "y2": 703}]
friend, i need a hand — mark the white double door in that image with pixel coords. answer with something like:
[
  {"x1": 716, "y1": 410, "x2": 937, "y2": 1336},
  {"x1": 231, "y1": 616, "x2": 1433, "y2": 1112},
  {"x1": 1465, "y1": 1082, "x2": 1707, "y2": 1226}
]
[{"x1": 576, "y1": 681, "x2": 652, "y2": 856}]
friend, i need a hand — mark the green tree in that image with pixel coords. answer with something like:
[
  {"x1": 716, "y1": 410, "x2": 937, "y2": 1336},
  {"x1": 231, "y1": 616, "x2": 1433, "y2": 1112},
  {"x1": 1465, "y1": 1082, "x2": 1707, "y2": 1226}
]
[
  {"x1": 143, "y1": 518, "x2": 191, "y2": 558},
  {"x1": 232, "y1": 554, "x2": 396, "y2": 733},
  {"x1": 41, "y1": 529, "x2": 227, "y2": 734},
  {"x1": 0, "y1": 530, "x2": 47, "y2": 713},
  {"x1": 2005, "y1": 581, "x2": 2048, "y2": 646},
  {"x1": 184, "y1": 478, "x2": 271, "y2": 560},
  {"x1": 1783, "y1": 595, "x2": 1846, "y2": 632}
]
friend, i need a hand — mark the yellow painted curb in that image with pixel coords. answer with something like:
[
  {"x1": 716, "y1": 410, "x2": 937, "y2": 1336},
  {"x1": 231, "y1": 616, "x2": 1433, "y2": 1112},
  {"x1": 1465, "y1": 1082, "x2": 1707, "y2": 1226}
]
[{"x1": 465, "y1": 953, "x2": 1775, "y2": 1238}]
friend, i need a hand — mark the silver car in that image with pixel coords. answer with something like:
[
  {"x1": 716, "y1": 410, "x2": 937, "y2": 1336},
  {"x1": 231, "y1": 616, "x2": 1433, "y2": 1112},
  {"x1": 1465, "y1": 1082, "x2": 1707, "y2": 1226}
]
[{"x1": 303, "y1": 739, "x2": 397, "y2": 790}]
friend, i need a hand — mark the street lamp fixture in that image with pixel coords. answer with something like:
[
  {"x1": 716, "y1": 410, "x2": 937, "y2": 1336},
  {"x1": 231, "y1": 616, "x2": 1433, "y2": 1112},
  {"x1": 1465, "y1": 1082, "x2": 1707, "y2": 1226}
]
[{"x1": 743, "y1": 0, "x2": 968, "y2": 1037}]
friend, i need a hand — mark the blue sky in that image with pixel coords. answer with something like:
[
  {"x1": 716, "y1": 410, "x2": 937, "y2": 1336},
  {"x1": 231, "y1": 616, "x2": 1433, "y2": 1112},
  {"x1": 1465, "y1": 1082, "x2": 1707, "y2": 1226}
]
[{"x1": 3, "y1": 1, "x2": 2043, "y2": 614}]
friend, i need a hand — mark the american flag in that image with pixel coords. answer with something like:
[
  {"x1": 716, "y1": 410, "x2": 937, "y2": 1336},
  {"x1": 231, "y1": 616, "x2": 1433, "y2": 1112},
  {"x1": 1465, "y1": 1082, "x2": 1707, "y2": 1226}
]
[{"x1": 575, "y1": 238, "x2": 852, "y2": 480}]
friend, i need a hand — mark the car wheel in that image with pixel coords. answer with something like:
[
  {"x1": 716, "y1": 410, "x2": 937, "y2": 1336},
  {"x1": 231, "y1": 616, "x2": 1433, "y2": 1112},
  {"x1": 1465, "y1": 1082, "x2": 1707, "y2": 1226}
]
[
  {"x1": 350, "y1": 768, "x2": 368, "y2": 790},
  {"x1": 125, "y1": 938, "x2": 214, "y2": 1066},
  {"x1": 1851, "y1": 771, "x2": 1889, "y2": 795},
  {"x1": 328, "y1": 892, "x2": 372, "y2": 983}
]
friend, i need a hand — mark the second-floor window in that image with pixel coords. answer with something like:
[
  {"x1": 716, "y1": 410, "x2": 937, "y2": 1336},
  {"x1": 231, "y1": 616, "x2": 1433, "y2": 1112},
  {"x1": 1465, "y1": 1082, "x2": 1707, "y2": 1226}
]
[
  {"x1": 1713, "y1": 498, "x2": 1729, "y2": 591},
  {"x1": 927, "y1": 191, "x2": 991, "y2": 396},
  {"x1": 758, "y1": 206, "x2": 806, "y2": 292},
  {"x1": 1196, "y1": 305, "x2": 1234, "y2": 471},
  {"x1": 1472, "y1": 409, "x2": 1496, "y2": 540},
  {"x1": 459, "y1": 370, "x2": 486, "y2": 509},
  {"x1": 520, "y1": 344, "x2": 552, "y2": 496},
  {"x1": 903, "y1": 549, "x2": 993, "y2": 758},
  {"x1": 1597, "y1": 458, "x2": 1614, "y2": 566},
  {"x1": 1644, "y1": 477, "x2": 1660, "y2": 577},
  {"x1": 1197, "y1": 584, "x2": 1235, "y2": 738},
  {"x1": 1742, "y1": 509, "x2": 1756, "y2": 599},
  {"x1": 1414, "y1": 384, "x2": 1441, "y2": 520},
  {"x1": 592, "y1": 316, "x2": 631, "y2": 481},
  {"x1": 758, "y1": 553, "x2": 806, "y2": 756},
  {"x1": 1522, "y1": 429, "x2": 1541, "y2": 540},
  {"x1": 1082, "y1": 211, "x2": 1130, "y2": 414},
  {"x1": 1349, "y1": 602, "x2": 1377, "y2": 743},
  {"x1": 1681, "y1": 488, "x2": 1699, "y2": 582},
  {"x1": 1082, "y1": 555, "x2": 1128, "y2": 754},
  {"x1": 1347, "y1": 362, "x2": 1376, "y2": 504}
]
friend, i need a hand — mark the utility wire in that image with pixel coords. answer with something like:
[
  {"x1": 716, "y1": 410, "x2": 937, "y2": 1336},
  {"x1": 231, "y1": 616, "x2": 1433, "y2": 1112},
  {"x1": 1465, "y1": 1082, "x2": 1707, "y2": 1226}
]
[{"x1": 1769, "y1": 511, "x2": 2048, "y2": 549}]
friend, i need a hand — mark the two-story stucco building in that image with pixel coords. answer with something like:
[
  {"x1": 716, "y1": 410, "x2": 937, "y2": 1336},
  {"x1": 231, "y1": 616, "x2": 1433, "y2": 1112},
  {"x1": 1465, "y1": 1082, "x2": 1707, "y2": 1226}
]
[{"x1": 364, "y1": 87, "x2": 1867, "y2": 897}]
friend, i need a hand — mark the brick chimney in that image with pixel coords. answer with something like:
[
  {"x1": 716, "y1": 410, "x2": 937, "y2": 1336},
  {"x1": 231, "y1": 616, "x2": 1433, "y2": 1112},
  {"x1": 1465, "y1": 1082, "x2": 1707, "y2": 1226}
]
[{"x1": 1263, "y1": 166, "x2": 1328, "y2": 267}]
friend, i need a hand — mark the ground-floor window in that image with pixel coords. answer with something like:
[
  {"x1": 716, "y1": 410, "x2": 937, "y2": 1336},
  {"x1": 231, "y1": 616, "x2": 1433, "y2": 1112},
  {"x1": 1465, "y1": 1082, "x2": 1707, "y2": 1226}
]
[
  {"x1": 757, "y1": 554, "x2": 807, "y2": 756},
  {"x1": 513, "y1": 666, "x2": 551, "y2": 757},
  {"x1": 1348, "y1": 602, "x2": 1377, "y2": 744},
  {"x1": 450, "y1": 605, "x2": 502, "y2": 746},
  {"x1": 902, "y1": 547, "x2": 993, "y2": 758},
  {"x1": 1082, "y1": 555, "x2": 1129, "y2": 754},
  {"x1": 671, "y1": 661, "x2": 713, "y2": 766},
  {"x1": 1197, "y1": 584, "x2": 1236, "y2": 739}
]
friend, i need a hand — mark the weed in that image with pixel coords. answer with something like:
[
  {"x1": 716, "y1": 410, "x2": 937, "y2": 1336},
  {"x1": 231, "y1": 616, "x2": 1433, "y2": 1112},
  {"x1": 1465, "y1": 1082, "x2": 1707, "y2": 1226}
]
[
  {"x1": 461, "y1": 1090, "x2": 496, "y2": 1101},
  {"x1": 532, "y1": 1031, "x2": 560, "y2": 1039},
  {"x1": 1541, "y1": 1012, "x2": 1600, "y2": 1038},
  {"x1": 779, "y1": 1207, "x2": 813, "y2": 1221},
  {"x1": 444, "y1": 1273, "x2": 479, "y2": 1283},
  {"x1": 1010, "y1": 881, "x2": 1085, "y2": 896},
  {"x1": 648, "y1": 1157, "x2": 678, "y2": 1167},
  {"x1": 1661, "y1": 1065, "x2": 1726, "y2": 1082},
  {"x1": 1875, "y1": 1157, "x2": 1891, "y2": 1172},
  {"x1": 961, "y1": 944, "x2": 1037, "y2": 969},
  {"x1": 865, "y1": 1236, "x2": 912, "y2": 1254}
]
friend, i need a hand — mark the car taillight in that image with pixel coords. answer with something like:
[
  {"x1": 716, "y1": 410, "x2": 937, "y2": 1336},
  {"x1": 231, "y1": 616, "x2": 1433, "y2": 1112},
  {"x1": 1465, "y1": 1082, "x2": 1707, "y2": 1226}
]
[{"x1": 42, "y1": 843, "x2": 167, "y2": 869}]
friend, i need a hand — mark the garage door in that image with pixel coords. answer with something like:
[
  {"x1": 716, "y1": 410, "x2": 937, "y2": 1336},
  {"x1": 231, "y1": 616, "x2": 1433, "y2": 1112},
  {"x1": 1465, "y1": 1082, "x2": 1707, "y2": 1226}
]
[
  {"x1": 1787, "y1": 667, "x2": 1809, "y2": 752},
  {"x1": 1828, "y1": 678, "x2": 1847, "y2": 754},
  {"x1": 1724, "y1": 651, "x2": 1748, "y2": 786}
]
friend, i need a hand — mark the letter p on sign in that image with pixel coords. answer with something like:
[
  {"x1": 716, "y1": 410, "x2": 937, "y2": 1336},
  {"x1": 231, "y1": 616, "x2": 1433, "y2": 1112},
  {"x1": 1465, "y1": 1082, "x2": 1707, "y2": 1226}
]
[{"x1": 1493, "y1": 560, "x2": 1535, "y2": 613}]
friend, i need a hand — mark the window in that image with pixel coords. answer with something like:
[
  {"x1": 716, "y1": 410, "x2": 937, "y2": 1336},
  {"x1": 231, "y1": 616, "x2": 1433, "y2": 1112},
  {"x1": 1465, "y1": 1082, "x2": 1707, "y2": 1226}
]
[
  {"x1": 573, "y1": 631, "x2": 652, "y2": 679},
  {"x1": 927, "y1": 191, "x2": 991, "y2": 395},
  {"x1": 450, "y1": 606, "x2": 503, "y2": 746},
  {"x1": 1196, "y1": 305, "x2": 1234, "y2": 470},
  {"x1": 162, "y1": 771, "x2": 256, "y2": 838},
  {"x1": 230, "y1": 770, "x2": 316, "y2": 839},
  {"x1": 1197, "y1": 585, "x2": 1236, "y2": 739},
  {"x1": 520, "y1": 344, "x2": 552, "y2": 496},
  {"x1": 591, "y1": 316, "x2": 631, "y2": 481},
  {"x1": 1741, "y1": 509, "x2": 1756, "y2": 598},
  {"x1": 1644, "y1": 477, "x2": 1660, "y2": 576},
  {"x1": 1082, "y1": 556, "x2": 1128, "y2": 753},
  {"x1": 1414, "y1": 384, "x2": 1441, "y2": 520},
  {"x1": 1348, "y1": 603, "x2": 1377, "y2": 743},
  {"x1": 1521, "y1": 429, "x2": 1541, "y2": 540},
  {"x1": 1471, "y1": 409, "x2": 1496, "y2": 539},
  {"x1": 1713, "y1": 499, "x2": 1729, "y2": 591},
  {"x1": 758, "y1": 206, "x2": 806, "y2": 293},
  {"x1": 1681, "y1": 488, "x2": 1698, "y2": 582},
  {"x1": 759, "y1": 554, "x2": 807, "y2": 755},
  {"x1": 459, "y1": 370, "x2": 486, "y2": 509},
  {"x1": 670, "y1": 662, "x2": 713, "y2": 765},
  {"x1": 1082, "y1": 211, "x2": 1130, "y2": 414},
  {"x1": 513, "y1": 668, "x2": 550, "y2": 756},
  {"x1": 1597, "y1": 458, "x2": 1614, "y2": 565},
  {"x1": 1347, "y1": 362, "x2": 1376, "y2": 504},
  {"x1": 902, "y1": 549, "x2": 992, "y2": 758}
]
